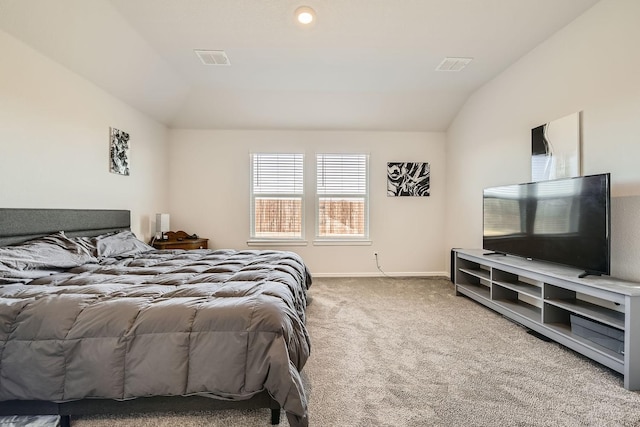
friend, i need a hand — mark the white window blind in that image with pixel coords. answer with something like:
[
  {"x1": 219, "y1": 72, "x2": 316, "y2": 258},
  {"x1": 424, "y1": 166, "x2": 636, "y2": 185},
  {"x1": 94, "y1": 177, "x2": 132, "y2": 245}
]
[
  {"x1": 316, "y1": 154, "x2": 369, "y2": 238},
  {"x1": 251, "y1": 153, "x2": 304, "y2": 239}
]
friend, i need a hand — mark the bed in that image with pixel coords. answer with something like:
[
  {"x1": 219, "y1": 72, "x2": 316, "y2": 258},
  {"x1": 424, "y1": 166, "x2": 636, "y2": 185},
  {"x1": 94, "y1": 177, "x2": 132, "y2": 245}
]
[{"x1": 0, "y1": 208, "x2": 311, "y2": 427}]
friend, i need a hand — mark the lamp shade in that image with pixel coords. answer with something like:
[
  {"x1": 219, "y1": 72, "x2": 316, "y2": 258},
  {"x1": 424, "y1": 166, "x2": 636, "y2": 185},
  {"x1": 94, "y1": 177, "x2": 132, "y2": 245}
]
[{"x1": 156, "y1": 213, "x2": 170, "y2": 233}]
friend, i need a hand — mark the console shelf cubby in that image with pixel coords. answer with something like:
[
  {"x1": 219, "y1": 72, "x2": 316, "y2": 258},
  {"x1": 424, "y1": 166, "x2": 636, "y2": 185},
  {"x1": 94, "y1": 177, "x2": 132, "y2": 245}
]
[
  {"x1": 492, "y1": 269, "x2": 542, "y2": 299},
  {"x1": 453, "y1": 248, "x2": 640, "y2": 390},
  {"x1": 456, "y1": 259, "x2": 491, "y2": 299}
]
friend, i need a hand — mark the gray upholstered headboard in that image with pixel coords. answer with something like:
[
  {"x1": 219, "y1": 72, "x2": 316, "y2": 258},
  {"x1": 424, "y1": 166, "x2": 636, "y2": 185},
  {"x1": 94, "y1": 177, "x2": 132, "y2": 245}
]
[{"x1": 0, "y1": 208, "x2": 130, "y2": 247}]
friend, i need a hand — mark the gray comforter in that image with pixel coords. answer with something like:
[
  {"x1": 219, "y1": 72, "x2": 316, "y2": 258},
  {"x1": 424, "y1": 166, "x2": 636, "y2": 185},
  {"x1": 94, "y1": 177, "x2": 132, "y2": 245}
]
[{"x1": 0, "y1": 249, "x2": 311, "y2": 426}]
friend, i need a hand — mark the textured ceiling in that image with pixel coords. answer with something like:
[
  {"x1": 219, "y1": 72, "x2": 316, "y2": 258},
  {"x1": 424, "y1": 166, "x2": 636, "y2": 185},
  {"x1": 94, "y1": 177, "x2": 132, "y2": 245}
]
[{"x1": 0, "y1": 0, "x2": 600, "y2": 131}]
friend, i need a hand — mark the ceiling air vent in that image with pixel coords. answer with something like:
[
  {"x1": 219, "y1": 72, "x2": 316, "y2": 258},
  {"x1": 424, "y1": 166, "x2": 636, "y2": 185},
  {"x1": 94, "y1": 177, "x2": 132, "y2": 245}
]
[
  {"x1": 436, "y1": 57, "x2": 473, "y2": 72},
  {"x1": 194, "y1": 49, "x2": 231, "y2": 66}
]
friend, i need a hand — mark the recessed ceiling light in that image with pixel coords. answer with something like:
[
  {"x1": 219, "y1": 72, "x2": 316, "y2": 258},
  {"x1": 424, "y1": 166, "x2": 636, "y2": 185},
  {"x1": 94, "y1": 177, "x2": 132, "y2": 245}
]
[{"x1": 295, "y1": 6, "x2": 316, "y2": 25}]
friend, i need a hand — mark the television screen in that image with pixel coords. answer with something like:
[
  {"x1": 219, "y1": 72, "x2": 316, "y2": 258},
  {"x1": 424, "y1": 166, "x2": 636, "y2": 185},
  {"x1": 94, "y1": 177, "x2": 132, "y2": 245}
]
[{"x1": 483, "y1": 173, "x2": 611, "y2": 276}]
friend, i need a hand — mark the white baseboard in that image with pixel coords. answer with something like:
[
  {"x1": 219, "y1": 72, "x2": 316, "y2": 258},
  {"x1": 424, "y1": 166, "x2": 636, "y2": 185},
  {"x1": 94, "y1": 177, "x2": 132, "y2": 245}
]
[{"x1": 311, "y1": 271, "x2": 449, "y2": 278}]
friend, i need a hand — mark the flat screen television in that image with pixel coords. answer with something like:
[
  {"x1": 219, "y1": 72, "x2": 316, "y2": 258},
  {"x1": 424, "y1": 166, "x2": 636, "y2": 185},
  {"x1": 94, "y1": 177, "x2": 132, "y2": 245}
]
[{"x1": 483, "y1": 173, "x2": 611, "y2": 276}]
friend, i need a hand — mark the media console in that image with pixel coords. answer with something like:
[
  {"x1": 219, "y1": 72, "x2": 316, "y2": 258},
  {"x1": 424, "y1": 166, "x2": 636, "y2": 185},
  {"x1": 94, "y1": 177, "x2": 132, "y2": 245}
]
[{"x1": 452, "y1": 248, "x2": 640, "y2": 390}]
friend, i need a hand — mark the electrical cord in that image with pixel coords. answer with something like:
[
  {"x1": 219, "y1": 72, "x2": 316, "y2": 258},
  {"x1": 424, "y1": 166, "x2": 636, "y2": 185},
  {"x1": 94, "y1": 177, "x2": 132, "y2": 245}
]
[{"x1": 374, "y1": 253, "x2": 391, "y2": 277}]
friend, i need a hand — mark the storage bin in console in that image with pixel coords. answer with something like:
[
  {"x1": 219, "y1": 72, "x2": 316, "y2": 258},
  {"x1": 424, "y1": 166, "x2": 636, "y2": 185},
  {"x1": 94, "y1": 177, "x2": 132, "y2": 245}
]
[{"x1": 570, "y1": 314, "x2": 624, "y2": 354}]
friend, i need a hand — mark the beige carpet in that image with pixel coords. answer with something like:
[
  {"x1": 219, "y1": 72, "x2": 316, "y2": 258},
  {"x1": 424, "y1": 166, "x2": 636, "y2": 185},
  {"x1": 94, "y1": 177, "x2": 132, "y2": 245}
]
[{"x1": 71, "y1": 277, "x2": 640, "y2": 426}]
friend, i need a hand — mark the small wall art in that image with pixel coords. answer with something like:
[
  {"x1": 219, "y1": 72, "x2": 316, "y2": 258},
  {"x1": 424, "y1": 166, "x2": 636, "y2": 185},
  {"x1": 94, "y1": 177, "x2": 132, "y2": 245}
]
[
  {"x1": 110, "y1": 127, "x2": 130, "y2": 176},
  {"x1": 531, "y1": 112, "x2": 581, "y2": 181},
  {"x1": 387, "y1": 162, "x2": 430, "y2": 197}
]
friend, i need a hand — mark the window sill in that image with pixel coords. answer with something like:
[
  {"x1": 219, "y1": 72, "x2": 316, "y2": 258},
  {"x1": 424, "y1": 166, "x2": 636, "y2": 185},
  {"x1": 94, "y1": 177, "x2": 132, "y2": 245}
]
[
  {"x1": 313, "y1": 239, "x2": 372, "y2": 246},
  {"x1": 247, "y1": 239, "x2": 309, "y2": 247}
]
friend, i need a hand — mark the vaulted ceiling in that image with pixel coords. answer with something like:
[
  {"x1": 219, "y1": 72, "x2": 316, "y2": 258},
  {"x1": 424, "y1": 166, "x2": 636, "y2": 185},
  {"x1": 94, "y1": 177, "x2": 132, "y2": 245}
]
[{"x1": 0, "y1": 0, "x2": 600, "y2": 131}]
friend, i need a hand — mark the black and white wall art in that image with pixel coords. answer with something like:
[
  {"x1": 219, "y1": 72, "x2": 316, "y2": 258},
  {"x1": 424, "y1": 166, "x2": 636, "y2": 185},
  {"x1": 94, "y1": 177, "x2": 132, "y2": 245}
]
[
  {"x1": 110, "y1": 127, "x2": 130, "y2": 176},
  {"x1": 387, "y1": 162, "x2": 430, "y2": 197},
  {"x1": 531, "y1": 112, "x2": 581, "y2": 181}
]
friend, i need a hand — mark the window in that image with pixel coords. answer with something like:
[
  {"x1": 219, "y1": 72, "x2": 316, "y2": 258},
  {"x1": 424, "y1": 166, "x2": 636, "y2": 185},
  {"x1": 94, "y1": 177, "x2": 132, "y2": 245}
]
[
  {"x1": 316, "y1": 153, "x2": 369, "y2": 239},
  {"x1": 250, "y1": 153, "x2": 304, "y2": 240}
]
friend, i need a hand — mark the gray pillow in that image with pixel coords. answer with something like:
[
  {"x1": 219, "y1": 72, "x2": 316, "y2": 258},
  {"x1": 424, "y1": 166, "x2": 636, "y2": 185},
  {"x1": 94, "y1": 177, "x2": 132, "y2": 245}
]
[
  {"x1": 0, "y1": 232, "x2": 97, "y2": 283},
  {"x1": 93, "y1": 231, "x2": 154, "y2": 258}
]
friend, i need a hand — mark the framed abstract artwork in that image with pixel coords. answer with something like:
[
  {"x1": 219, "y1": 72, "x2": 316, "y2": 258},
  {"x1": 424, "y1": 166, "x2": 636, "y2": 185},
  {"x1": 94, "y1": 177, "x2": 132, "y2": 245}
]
[
  {"x1": 110, "y1": 127, "x2": 130, "y2": 176},
  {"x1": 531, "y1": 112, "x2": 581, "y2": 181},
  {"x1": 387, "y1": 162, "x2": 430, "y2": 197}
]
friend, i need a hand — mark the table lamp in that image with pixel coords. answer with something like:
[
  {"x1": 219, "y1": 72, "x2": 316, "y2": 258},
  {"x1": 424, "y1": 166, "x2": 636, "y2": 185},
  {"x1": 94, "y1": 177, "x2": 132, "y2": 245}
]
[{"x1": 156, "y1": 213, "x2": 170, "y2": 240}]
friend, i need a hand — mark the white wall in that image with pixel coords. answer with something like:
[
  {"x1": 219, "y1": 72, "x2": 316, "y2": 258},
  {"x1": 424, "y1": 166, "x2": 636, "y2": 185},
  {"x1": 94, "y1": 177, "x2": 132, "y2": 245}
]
[
  {"x1": 168, "y1": 129, "x2": 446, "y2": 276},
  {"x1": 445, "y1": 0, "x2": 640, "y2": 281},
  {"x1": 0, "y1": 30, "x2": 169, "y2": 240}
]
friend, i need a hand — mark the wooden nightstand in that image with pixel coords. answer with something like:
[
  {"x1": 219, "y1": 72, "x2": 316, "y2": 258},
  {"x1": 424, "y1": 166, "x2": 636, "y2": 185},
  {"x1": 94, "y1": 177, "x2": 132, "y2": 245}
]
[{"x1": 152, "y1": 230, "x2": 209, "y2": 250}]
